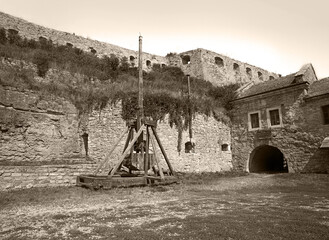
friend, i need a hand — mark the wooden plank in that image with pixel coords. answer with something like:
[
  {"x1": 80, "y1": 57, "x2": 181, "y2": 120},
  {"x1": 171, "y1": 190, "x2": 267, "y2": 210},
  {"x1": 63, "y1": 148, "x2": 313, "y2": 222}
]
[
  {"x1": 149, "y1": 130, "x2": 165, "y2": 180},
  {"x1": 110, "y1": 125, "x2": 146, "y2": 177},
  {"x1": 151, "y1": 126, "x2": 175, "y2": 176},
  {"x1": 94, "y1": 128, "x2": 128, "y2": 175}
]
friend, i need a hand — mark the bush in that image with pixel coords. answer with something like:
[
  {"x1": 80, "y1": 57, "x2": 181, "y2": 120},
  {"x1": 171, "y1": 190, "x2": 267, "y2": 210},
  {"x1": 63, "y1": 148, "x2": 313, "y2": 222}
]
[{"x1": 33, "y1": 50, "x2": 51, "y2": 77}]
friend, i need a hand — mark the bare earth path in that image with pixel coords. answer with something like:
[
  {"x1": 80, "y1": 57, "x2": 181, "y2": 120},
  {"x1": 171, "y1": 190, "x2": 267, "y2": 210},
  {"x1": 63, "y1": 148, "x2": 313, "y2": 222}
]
[{"x1": 0, "y1": 173, "x2": 328, "y2": 239}]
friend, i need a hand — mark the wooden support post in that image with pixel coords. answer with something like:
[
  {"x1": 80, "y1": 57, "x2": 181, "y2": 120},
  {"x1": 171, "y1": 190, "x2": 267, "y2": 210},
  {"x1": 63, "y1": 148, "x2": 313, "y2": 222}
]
[
  {"x1": 144, "y1": 126, "x2": 150, "y2": 177},
  {"x1": 94, "y1": 128, "x2": 128, "y2": 175},
  {"x1": 149, "y1": 130, "x2": 165, "y2": 180},
  {"x1": 110, "y1": 125, "x2": 146, "y2": 177},
  {"x1": 122, "y1": 127, "x2": 133, "y2": 153},
  {"x1": 151, "y1": 126, "x2": 175, "y2": 176}
]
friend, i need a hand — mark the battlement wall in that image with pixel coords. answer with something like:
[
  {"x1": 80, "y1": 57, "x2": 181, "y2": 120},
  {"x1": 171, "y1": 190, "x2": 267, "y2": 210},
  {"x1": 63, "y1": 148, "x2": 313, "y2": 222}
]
[{"x1": 0, "y1": 12, "x2": 169, "y2": 70}]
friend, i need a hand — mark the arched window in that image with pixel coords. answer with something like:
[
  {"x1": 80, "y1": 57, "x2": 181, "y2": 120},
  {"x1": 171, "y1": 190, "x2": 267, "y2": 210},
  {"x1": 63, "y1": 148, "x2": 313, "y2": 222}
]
[
  {"x1": 66, "y1": 42, "x2": 73, "y2": 47},
  {"x1": 129, "y1": 56, "x2": 135, "y2": 61},
  {"x1": 233, "y1": 63, "x2": 240, "y2": 72},
  {"x1": 181, "y1": 55, "x2": 191, "y2": 65},
  {"x1": 215, "y1": 57, "x2": 224, "y2": 67},
  {"x1": 146, "y1": 60, "x2": 151, "y2": 67},
  {"x1": 246, "y1": 67, "x2": 252, "y2": 79},
  {"x1": 269, "y1": 76, "x2": 275, "y2": 80}
]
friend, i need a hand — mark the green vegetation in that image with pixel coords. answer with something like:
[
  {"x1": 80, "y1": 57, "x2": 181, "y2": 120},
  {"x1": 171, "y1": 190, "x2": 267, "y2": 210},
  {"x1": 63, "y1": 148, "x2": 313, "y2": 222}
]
[{"x1": 0, "y1": 28, "x2": 238, "y2": 151}]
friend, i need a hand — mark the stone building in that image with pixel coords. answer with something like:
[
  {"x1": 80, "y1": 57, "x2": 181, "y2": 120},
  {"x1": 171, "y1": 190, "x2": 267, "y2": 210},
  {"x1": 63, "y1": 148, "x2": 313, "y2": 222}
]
[{"x1": 230, "y1": 64, "x2": 329, "y2": 173}]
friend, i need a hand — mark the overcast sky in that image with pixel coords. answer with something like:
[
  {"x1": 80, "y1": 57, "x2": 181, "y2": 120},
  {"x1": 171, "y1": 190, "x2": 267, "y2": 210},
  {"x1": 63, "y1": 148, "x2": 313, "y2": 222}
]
[{"x1": 0, "y1": 0, "x2": 328, "y2": 78}]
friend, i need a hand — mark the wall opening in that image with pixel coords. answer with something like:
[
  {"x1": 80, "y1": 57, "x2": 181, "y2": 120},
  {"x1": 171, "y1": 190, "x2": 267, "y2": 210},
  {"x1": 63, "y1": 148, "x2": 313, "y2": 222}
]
[
  {"x1": 258, "y1": 71, "x2": 263, "y2": 80},
  {"x1": 146, "y1": 60, "x2": 151, "y2": 68},
  {"x1": 249, "y1": 145, "x2": 288, "y2": 173},
  {"x1": 130, "y1": 56, "x2": 135, "y2": 67},
  {"x1": 269, "y1": 75, "x2": 274, "y2": 80},
  {"x1": 66, "y1": 42, "x2": 73, "y2": 48},
  {"x1": 181, "y1": 55, "x2": 191, "y2": 65},
  {"x1": 82, "y1": 133, "x2": 89, "y2": 156},
  {"x1": 221, "y1": 144, "x2": 229, "y2": 151},
  {"x1": 185, "y1": 141, "x2": 195, "y2": 153},
  {"x1": 89, "y1": 47, "x2": 97, "y2": 54},
  {"x1": 162, "y1": 63, "x2": 167, "y2": 67},
  {"x1": 233, "y1": 63, "x2": 240, "y2": 72},
  {"x1": 215, "y1": 57, "x2": 224, "y2": 67},
  {"x1": 246, "y1": 67, "x2": 252, "y2": 79}
]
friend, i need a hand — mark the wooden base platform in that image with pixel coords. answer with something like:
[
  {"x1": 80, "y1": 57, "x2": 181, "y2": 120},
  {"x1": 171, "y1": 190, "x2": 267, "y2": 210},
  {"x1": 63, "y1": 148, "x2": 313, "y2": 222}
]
[{"x1": 76, "y1": 174, "x2": 178, "y2": 190}]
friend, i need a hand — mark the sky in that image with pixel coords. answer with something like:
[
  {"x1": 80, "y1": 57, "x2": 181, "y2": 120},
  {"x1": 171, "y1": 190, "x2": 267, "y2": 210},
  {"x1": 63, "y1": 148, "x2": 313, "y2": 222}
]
[{"x1": 0, "y1": 0, "x2": 328, "y2": 78}]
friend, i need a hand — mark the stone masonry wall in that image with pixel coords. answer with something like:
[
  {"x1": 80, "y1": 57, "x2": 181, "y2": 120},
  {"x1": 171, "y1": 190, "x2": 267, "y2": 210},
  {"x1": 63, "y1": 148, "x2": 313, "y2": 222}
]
[
  {"x1": 0, "y1": 11, "x2": 168, "y2": 70},
  {"x1": 86, "y1": 103, "x2": 233, "y2": 173},
  {"x1": 231, "y1": 85, "x2": 329, "y2": 173},
  {"x1": 174, "y1": 49, "x2": 279, "y2": 86},
  {"x1": 0, "y1": 86, "x2": 96, "y2": 190}
]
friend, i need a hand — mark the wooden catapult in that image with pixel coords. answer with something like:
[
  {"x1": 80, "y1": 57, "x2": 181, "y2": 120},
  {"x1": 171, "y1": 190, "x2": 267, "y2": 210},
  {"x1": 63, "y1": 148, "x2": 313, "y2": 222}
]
[{"x1": 76, "y1": 36, "x2": 177, "y2": 189}]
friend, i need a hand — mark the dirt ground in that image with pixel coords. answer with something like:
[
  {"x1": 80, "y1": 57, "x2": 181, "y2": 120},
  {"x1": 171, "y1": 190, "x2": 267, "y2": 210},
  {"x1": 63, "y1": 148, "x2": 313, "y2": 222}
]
[{"x1": 0, "y1": 173, "x2": 328, "y2": 240}]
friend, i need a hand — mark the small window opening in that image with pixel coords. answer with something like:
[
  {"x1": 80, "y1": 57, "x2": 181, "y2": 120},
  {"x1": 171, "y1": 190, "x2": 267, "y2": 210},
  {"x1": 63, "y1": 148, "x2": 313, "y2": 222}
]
[
  {"x1": 162, "y1": 63, "x2": 167, "y2": 67},
  {"x1": 89, "y1": 47, "x2": 97, "y2": 54},
  {"x1": 181, "y1": 55, "x2": 191, "y2": 65},
  {"x1": 246, "y1": 67, "x2": 252, "y2": 79},
  {"x1": 185, "y1": 141, "x2": 195, "y2": 153},
  {"x1": 82, "y1": 133, "x2": 89, "y2": 156},
  {"x1": 233, "y1": 63, "x2": 240, "y2": 72},
  {"x1": 8, "y1": 29, "x2": 19, "y2": 35},
  {"x1": 258, "y1": 71, "x2": 263, "y2": 80},
  {"x1": 215, "y1": 57, "x2": 224, "y2": 67},
  {"x1": 66, "y1": 42, "x2": 73, "y2": 47},
  {"x1": 129, "y1": 56, "x2": 135, "y2": 61},
  {"x1": 321, "y1": 105, "x2": 329, "y2": 125},
  {"x1": 146, "y1": 60, "x2": 151, "y2": 67},
  {"x1": 269, "y1": 75, "x2": 274, "y2": 80},
  {"x1": 221, "y1": 144, "x2": 229, "y2": 151}
]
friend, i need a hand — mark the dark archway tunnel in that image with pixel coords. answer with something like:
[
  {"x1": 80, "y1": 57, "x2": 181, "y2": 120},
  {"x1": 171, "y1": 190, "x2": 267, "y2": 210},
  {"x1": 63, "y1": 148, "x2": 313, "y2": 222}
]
[{"x1": 249, "y1": 145, "x2": 288, "y2": 173}]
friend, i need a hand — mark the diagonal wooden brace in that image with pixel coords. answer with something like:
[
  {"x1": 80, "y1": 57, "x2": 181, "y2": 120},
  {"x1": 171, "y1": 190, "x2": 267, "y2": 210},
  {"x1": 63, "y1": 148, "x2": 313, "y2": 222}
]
[{"x1": 110, "y1": 125, "x2": 146, "y2": 177}]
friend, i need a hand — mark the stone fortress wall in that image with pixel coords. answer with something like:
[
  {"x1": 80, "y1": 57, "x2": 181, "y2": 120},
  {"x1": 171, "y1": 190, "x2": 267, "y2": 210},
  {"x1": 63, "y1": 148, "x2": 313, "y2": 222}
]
[
  {"x1": 0, "y1": 85, "x2": 232, "y2": 190},
  {"x1": 168, "y1": 49, "x2": 280, "y2": 86},
  {"x1": 0, "y1": 12, "x2": 169, "y2": 71},
  {"x1": 0, "y1": 11, "x2": 279, "y2": 85}
]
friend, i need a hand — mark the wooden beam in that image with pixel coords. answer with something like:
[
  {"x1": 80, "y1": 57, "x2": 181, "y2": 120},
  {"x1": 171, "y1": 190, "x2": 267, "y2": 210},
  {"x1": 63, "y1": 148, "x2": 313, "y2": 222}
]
[
  {"x1": 94, "y1": 128, "x2": 128, "y2": 175},
  {"x1": 149, "y1": 130, "x2": 165, "y2": 180},
  {"x1": 151, "y1": 126, "x2": 175, "y2": 176},
  {"x1": 110, "y1": 125, "x2": 146, "y2": 177}
]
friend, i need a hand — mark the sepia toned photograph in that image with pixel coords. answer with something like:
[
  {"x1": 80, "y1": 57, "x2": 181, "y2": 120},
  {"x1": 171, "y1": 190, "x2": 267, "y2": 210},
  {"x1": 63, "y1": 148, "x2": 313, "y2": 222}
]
[{"x1": 0, "y1": 0, "x2": 328, "y2": 239}]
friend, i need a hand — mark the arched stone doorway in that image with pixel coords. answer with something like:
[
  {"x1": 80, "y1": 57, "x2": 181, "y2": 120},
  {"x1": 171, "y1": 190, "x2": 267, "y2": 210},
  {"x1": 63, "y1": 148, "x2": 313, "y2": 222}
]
[{"x1": 249, "y1": 145, "x2": 288, "y2": 173}]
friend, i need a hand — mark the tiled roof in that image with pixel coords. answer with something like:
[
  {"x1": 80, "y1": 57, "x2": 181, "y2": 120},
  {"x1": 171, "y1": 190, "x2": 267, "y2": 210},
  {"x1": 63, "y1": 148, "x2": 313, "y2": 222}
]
[
  {"x1": 236, "y1": 73, "x2": 305, "y2": 99},
  {"x1": 306, "y1": 77, "x2": 329, "y2": 98}
]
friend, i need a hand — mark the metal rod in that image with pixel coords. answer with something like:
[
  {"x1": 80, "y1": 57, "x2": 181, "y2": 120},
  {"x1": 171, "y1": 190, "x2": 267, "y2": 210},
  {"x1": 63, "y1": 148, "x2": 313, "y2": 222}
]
[{"x1": 187, "y1": 74, "x2": 192, "y2": 141}]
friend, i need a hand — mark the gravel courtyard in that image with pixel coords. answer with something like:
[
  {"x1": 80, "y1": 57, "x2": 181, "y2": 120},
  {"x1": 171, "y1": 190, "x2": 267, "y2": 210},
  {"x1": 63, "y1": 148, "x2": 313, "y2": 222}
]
[{"x1": 1, "y1": 173, "x2": 328, "y2": 240}]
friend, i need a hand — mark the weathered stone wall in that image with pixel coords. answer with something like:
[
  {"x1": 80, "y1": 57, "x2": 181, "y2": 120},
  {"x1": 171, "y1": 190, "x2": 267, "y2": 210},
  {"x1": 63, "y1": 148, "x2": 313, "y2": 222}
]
[
  {"x1": 85, "y1": 103, "x2": 233, "y2": 173},
  {"x1": 0, "y1": 164, "x2": 96, "y2": 190},
  {"x1": 0, "y1": 85, "x2": 84, "y2": 164},
  {"x1": 0, "y1": 11, "x2": 168, "y2": 70},
  {"x1": 0, "y1": 86, "x2": 96, "y2": 190},
  {"x1": 172, "y1": 49, "x2": 279, "y2": 86},
  {"x1": 231, "y1": 84, "x2": 329, "y2": 173}
]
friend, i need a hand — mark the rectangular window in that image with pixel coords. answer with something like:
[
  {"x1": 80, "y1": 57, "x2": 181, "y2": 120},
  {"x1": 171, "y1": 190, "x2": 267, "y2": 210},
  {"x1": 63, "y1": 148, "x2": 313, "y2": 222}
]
[
  {"x1": 266, "y1": 107, "x2": 282, "y2": 128},
  {"x1": 250, "y1": 113, "x2": 260, "y2": 129},
  {"x1": 269, "y1": 109, "x2": 280, "y2": 126},
  {"x1": 322, "y1": 105, "x2": 329, "y2": 124}
]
